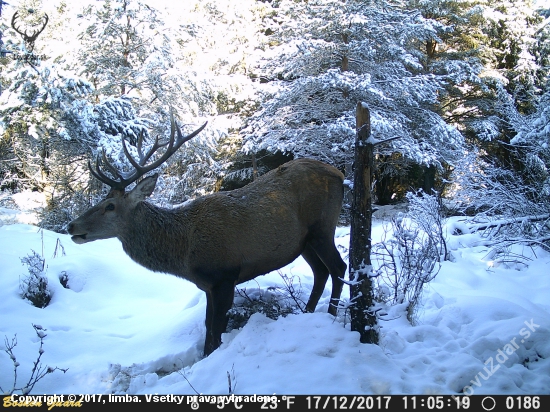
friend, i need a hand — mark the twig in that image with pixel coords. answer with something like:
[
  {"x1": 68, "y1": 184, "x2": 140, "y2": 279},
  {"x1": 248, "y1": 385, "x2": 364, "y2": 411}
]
[
  {"x1": 177, "y1": 367, "x2": 200, "y2": 395},
  {"x1": 0, "y1": 324, "x2": 68, "y2": 395}
]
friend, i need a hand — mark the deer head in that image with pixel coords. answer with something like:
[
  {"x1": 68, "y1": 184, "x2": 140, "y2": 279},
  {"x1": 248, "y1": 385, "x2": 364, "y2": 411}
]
[{"x1": 69, "y1": 112, "x2": 207, "y2": 244}]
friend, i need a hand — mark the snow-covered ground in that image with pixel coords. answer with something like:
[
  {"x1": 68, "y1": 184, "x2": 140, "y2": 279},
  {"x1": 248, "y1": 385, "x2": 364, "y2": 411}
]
[{"x1": 1, "y1": 194, "x2": 549, "y2": 395}]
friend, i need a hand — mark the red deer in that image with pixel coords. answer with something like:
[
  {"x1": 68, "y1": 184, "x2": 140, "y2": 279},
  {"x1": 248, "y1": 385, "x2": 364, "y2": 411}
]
[{"x1": 68, "y1": 112, "x2": 347, "y2": 356}]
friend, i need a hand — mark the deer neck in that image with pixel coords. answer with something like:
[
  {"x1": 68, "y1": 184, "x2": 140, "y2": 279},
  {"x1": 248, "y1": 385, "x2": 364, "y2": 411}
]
[{"x1": 118, "y1": 202, "x2": 190, "y2": 276}]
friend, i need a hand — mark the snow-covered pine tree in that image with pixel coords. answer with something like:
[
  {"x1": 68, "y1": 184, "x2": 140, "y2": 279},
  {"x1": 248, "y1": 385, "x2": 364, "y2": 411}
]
[
  {"x1": 449, "y1": 0, "x2": 550, "y2": 219},
  {"x1": 0, "y1": 1, "x2": 157, "y2": 229},
  {"x1": 481, "y1": 0, "x2": 548, "y2": 115},
  {"x1": 74, "y1": 0, "x2": 224, "y2": 203},
  {"x1": 242, "y1": 0, "x2": 475, "y2": 203},
  {"x1": 167, "y1": 0, "x2": 276, "y2": 192}
]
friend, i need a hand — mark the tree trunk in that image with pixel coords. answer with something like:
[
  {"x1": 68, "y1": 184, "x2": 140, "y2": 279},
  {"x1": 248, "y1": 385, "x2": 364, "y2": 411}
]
[
  {"x1": 423, "y1": 164, "x2": 436, "y2": 194},
  {"x1": 426, "y1": 39, "x2": 437, "y2": 59},
  {"x1": 252, "y1": 153, "x2": 258, "y2": 181},
  {"x1": 348, "y1": 102, "x2": 379, "y2": 345}
]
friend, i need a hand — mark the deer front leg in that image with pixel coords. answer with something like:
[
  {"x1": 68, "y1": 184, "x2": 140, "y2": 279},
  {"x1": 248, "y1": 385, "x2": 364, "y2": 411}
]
[{"x1": 203, "y1": 281, "x2": 235, "y2": 356}]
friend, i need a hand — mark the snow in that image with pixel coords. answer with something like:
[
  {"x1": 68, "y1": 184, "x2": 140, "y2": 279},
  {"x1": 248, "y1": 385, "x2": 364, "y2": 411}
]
[{"x1": 1, "y1": 205, "x2": 549, "y2": 395}]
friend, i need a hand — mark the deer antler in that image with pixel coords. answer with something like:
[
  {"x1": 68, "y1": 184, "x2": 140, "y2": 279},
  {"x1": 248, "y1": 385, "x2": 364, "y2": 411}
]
[
  {"x1": 11, "y1": 11, "x2": 49, "y2": 52},
  {"x1": 89, "y1": 111, "x2": 208, "y2": 191}
]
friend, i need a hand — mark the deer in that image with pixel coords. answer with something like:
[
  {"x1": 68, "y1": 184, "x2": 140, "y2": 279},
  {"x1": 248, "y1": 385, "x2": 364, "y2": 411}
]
[{"x1": 68, "y1": 112, "x2": 347, "y2": 356}]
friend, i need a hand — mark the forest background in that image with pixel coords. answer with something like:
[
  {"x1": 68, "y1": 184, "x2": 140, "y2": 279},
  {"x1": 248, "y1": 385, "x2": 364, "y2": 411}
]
[{"x1": 1, "y1": 0, "x2": 549, "y2": 248}]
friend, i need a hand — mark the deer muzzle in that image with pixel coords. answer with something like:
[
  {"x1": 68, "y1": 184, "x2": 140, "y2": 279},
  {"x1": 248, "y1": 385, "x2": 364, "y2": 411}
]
[{"x1": 67, "y1": 222, "x2": 89, "y2": 244}]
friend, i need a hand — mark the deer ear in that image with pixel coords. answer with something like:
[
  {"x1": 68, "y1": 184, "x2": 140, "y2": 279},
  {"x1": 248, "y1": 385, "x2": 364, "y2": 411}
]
[{"x1": 128, "y1": 174, "x2": 158, "y2": 202}]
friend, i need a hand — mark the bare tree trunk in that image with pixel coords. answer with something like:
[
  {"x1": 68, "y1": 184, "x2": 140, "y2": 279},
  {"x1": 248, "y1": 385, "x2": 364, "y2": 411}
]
[
  {"x1": 348, "y1": 102, "x2": 379, "y2": 344},
  {"x1": 341, "y1": 32, "x2": 349, "y2": 97},
  {"x1": 426, "y1": 39, "x2": 437, "y2": 59},
  {"x1": 423, "y1": 164, "x2": 436, "y2": 194},
  {"x1": 252, "y1": 153, "x2": 258, "y2": 181}
]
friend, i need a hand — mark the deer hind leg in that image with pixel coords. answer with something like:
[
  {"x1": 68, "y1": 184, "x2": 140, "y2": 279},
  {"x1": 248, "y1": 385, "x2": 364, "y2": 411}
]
[
  {"x1": 302, "y1": 239, "x2": 346, "y2": 316},
  {"x1": 302, "y1": 243, "x2": 330, "y2": 313},
  {"x1": 204, "y1": 281, "x2": 235, "y2": 356},
  {"x1": 306, "y1": 237, "x2": 347, "y2": 316}
]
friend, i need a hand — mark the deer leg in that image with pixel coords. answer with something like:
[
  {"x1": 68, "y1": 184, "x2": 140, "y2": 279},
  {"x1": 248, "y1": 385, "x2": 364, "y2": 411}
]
[
  {"x1": 307, "y1": 238, "x2": 347, "y2": 316},
  {"x1": 203, "y1": 281, "x2": 235, "y2": 356},
  {"x1": 302, "y1": 244, "x2": 330, "y2": 313},
  {"x1": 204, "y1": 292, "x2": 215, "y2": 355}
]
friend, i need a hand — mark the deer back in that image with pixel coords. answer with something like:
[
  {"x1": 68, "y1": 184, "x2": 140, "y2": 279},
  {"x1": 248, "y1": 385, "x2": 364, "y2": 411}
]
[
  {"x1": 93, "y1": 159, "x2": 344, "y2": 291},
  {"x1": 180, "y1": 159, "x2": 344, "y2": 287}
]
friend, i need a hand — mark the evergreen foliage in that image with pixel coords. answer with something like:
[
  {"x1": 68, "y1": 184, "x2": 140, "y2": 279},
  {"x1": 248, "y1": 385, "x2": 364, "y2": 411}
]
[
  {"x1": 242, "y1": 0, "x2": 485, "y2": 202},
  {"x1": 0, "y1": 0, "x2": 548, "y2": 240}
]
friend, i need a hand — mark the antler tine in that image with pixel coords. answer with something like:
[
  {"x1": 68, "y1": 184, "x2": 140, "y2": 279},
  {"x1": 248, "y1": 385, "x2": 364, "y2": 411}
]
[
  {"x1": 140, "y1": 134, "x2": 170, "y2": 166},
  {"x1": 89, "y1": 110, "x2": 207, "y2": 191},
  {"x1": 11, "y1": 12, "x2": 24, "y2": 36},
  {"x1": 88, "y1": 159, "x2": 105, "y2": 184},
  {"x1": 34, "y1": 14, "x2": 49, "y2": 40},
  {"x1": 173, "y1": 114, "x2": 208, "y2": 147},
  {"x1": 121, "y1": 135, "x2": 144, "y2": 172},
  {"x1": 121, "y1": 111, "x2": 207, "y2": 180},
  {"x1": 88, "y1": 155, "x2": 126, "y2": 191},
  {"x1": 133, "y1": 129, "x2": 164, "y2": 164},
  {"x1": 100, "y1": 150, "x2": 125, "y2": 182}
]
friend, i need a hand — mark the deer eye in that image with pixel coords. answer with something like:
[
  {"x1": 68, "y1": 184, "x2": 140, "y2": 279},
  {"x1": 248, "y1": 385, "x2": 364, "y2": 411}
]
[{"x1": 105, "y1": 203, "x2": 115, "y2": 211}]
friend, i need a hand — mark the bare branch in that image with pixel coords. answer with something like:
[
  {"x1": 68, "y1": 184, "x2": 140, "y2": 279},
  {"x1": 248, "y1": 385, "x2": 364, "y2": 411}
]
[{"x1": 0, "y1": 325, "x2": 67, "y2": 395}]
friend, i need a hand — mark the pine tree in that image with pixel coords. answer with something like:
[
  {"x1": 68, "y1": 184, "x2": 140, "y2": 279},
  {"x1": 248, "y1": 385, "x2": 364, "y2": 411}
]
[
  {"x1": 463, "y1": 0, "x2": 550, "y2": 193},
  {"x1": 243, "y1": 0, "x2": 475, "y2": 202},
  {"x1": 481, "y1": 0, "x2": 548, "y2": 115},
  {"x1": 76, "y1": 1, "x2": 173, "y2": 112}
]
